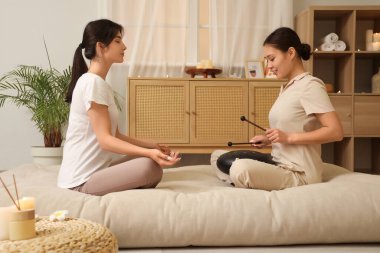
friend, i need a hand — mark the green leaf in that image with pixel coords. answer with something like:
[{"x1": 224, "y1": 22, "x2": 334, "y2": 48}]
[{"x1": 0, "y1": 63, "x2": 71, "y2": 147}]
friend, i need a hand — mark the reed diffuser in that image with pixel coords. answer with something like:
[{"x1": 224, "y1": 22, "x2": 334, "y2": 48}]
[{"x1": 0, "y1": 175, "x2": 36, "y2": 241}]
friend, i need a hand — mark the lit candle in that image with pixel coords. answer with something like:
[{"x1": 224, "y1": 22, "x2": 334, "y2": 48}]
[
  {"x1": 366, "y1": 29, "x2": 373, "y2": 44},
  {"x1": 0, "y1": 205, "x2": 17, "y2": 240},
  {"x1": 200, "y1": 59, "x2": 213, "y2": 69},
  {"x1": 205, "y1": 59, "x2": 213, "y2": 68},
  {"x1": 374, "y1": 33, "x2": 380, "y2": 42},
  {"x1": 373, "y1": 42, "x2": 380, "y2": 51},
  {"x1": 366, "y1": 43, "x2": 373, "y2": 51},
  {"x1": 19, "y1": 197, "x2": 35, "y2": 210}
]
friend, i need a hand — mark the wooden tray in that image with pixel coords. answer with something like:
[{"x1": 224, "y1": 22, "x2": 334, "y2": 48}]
[{"x1": 185, "y1": 67, "x2": 222, "y2": 78}]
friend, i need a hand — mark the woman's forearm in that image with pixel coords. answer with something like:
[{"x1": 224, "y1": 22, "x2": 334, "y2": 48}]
[
  {"x1": 99, "y1": 134, "x2": 152, "y2": 157},
  {"x1": 115, "y1": 131, "x2": 156, "y2": 149},
  {"x1": 288, "y1": 125, "x2": 343, "y2": 145}
]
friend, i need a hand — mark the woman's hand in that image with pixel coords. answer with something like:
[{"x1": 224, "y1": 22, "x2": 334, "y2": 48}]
[
  {"x1": 154, "y1": 143, "x2": 171, "y2": 155},
  {"x1": 265, "y1": 128, "x2": 291, "y2": 144},
  {"x1": 148, "y1": 149, "x2": 181, "y2": 167},
  {"x1": 250, "y1": 135, "x2": 270, "y2": 148}
]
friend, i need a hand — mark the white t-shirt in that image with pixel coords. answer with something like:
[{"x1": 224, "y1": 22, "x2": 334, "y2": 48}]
[
  {"x1": 57, "y1": 73, "x2": 119, "y2": 188},
  {"x1": 269, "y1": 72, "x2": 335, "y2": 184}
]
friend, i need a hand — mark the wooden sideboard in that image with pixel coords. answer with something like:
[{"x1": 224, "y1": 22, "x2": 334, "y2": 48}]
[{"x1": 128, "y1": 78, "x2": 284, "y2": 153}]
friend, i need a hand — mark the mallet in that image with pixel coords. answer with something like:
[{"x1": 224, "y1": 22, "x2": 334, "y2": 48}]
[{"x1": 240, "y1": 116, "x2": 266, "y2": 131}]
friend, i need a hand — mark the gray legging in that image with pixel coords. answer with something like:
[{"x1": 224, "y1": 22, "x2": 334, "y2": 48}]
[{"x1": 70, "y1": 156, "x2": 163, "y2": 196}]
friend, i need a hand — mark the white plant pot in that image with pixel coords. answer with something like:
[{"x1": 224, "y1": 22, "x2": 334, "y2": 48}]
[{"x1": 31, "y1": 146, "x2": 63, "y2": 166}]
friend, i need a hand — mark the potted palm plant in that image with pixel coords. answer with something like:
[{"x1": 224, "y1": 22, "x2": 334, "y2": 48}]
[{"x1": 0, "y1": 42, "x2": 71, "y2": 165}]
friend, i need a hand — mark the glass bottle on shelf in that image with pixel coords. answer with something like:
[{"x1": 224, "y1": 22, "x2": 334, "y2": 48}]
[{"x1": 372, "y1": 67, "x2": 380, "y2": 93}]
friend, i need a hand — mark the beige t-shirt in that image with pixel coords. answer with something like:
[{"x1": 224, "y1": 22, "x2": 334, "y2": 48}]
[{"x1": 269, "y1": 72, "x2": 335, "y2": 184}]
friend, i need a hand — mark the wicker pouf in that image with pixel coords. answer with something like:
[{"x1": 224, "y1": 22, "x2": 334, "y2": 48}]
[{"x1": 0, "y1": 217, "x2": 118, "y2": 253}]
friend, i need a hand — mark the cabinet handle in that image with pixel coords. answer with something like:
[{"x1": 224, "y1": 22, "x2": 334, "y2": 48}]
[
  {"x1": 191, "y1": 111, "x2": 197, "y2": 115},
  {"x1": 346, "y1": 113, "x2": 351, "y2": 118},
  {"x1": 185, "y1": 111, "x2": 190, "y2": 115}
]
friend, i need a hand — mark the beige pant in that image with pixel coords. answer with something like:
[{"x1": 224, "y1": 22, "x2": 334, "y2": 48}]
[
  {"x1": 211, "y1": 150, "x2": 307, "y2": 191},
  {"x1": 71, "y1": 156, "x2": 163, "y2": 196}
]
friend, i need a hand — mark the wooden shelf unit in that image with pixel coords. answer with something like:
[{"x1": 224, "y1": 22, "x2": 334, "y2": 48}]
[{"x1": 296, "y1": 6, "x2": 380, "y2": 173}]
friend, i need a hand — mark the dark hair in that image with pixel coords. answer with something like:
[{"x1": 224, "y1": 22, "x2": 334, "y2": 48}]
[
  {"x1": 66, "y1": 19, "x2": 124, "y2": 103},
  {"x1": 263, "y1": 27, "x2": 311, "y2": 61}
]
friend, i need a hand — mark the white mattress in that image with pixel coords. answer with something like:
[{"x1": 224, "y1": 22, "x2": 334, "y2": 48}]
[{"x1": 0, "y1": 163, "x2": 379, "y2": 248}]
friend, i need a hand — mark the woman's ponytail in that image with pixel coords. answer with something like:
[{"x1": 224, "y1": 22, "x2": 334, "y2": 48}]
[{"x1": 65, "y1": 45, "x2": 88, "y2": 103}]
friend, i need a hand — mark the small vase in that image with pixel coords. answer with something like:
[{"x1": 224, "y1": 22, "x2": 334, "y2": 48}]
[{"x1": 372, "y1": 67, "x2": 380, "y2": 93}]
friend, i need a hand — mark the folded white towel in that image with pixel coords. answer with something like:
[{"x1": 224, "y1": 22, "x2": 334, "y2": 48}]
[
  {"x1": 334, "y1": 40, "x2": 346, "y2": 51},
  {"x1": 323, "y1": 33, "x2": 339, "y2": 43},
  {"x1": 320, "y1": 42, "x2": 335, "y2": 51}
]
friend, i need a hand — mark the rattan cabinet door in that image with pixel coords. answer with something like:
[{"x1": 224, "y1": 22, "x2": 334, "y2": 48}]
[
  {"x1": 129, "y1": 80, "x2": 190, "y2": 143},
  {"x1": 190, "y1": 81, "x2": 249, "y2": 144},
  {"x1": 249, "y1": 82, "x2": 282, "y2": 137}
]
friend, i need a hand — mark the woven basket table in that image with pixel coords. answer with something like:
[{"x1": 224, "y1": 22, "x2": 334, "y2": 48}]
[{"x1": 0, "y1": 217, "x2": 118, "y2": 253}]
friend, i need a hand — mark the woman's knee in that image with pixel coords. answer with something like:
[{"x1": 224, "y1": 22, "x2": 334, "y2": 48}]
[
  {"x1": 229, "y1": 159, "x2": 251, "y2": 187},
  {"x1": 139, "y1": 158, "x2": 163, "y2": 187},
  {"x1": 210, "y1": 150, "x2": 228, "y2": 166}
]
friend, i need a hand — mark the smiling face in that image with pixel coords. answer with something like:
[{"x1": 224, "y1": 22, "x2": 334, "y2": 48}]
[
  {"x1": 102, "y1": 32, "x2": 127, "y2": 64},
  {"x1": 263, "y1": 44, "x2": 296, "y2": 80}
]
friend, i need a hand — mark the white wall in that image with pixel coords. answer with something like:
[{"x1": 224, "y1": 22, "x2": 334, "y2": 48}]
[{"x1": 0, "y1": 0, "x2": 98, "y2": 170}]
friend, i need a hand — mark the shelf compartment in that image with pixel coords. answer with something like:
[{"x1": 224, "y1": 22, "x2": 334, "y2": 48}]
[
  {"x1": 354, "y1": 137, "x2": 380, "y2": 174},
  {"x1": 313, "y1": 54, "x2": 353, "y2": 93},
  {"x1": 354, "y1": 55, "x2": 380, "y2": 93},
  {"x1": 322, "y1": 137, "x2": 354, "y2": 171},
  {"x1": 355, "y1": 9, "x2": 380, "y2": 51},
  {"x1": 313, "y1": 10, "x2": 354, "y2": 51}
]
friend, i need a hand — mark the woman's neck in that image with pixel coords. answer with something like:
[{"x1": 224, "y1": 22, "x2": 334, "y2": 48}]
[
  {"x1": 286, "y1": 61, "x2": 306, "y2": 81},
  {"x1": 88, "y1": 60, "x2": 111, "y2": 80}
]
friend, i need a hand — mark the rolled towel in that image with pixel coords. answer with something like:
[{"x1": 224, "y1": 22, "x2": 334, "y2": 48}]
[
  {"x1": 334, "y1": 40, "x2": 346, "y2": 51},
  {"x1": 323, "y1": 33, "x2": 339, "y2": 43},
  {"x1": 319, "y1": 42, "x2": 335, "y2": 51}
]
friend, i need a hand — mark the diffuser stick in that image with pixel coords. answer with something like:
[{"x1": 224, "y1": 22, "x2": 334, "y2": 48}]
[
  {"x1": 0, "y1": 177, "x2": 20, "y2": 210},
  {"x1": 13, "y1": 174, "x2": 20, "y2": 210}
]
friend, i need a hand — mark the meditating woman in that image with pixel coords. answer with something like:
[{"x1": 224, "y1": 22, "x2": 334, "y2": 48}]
[
  {"x1": 211, "y1": 27, "x2": 343, "y2": 190},
  {"x1": 58, "y1": 19, "x2": 180, "y2": 196}
]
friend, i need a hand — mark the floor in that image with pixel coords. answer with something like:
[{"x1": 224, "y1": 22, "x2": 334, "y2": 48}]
[{"x1": 119, "y1": 244, "x2": 380, "y2": 253}]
